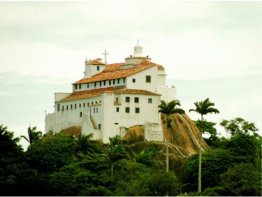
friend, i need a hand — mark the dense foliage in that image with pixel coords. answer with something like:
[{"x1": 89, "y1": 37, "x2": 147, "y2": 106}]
[{"x1": 0, "y1": 116, "x2": 261, "y2": 196}]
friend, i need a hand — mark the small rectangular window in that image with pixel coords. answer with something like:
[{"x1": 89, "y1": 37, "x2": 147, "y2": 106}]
[
  {"x1": 148, "y1": 98, "x2": 152, "y2": 103},
  {"x1": 95, "y1": 101, "x2": 97, "y2": 104},
  {"x1": 125, "y1": 107, "x2": 130, "y2": 113},
  {"x1": 96, "y1": 108, "x2": 98, "y2": 113},
  {"x1": 75, "y1": 104, "x2": 77, "y2": 108},
  {"x1": 57, "y1": 104, "x2": 60, "y2": 111},
  {"x1": 113, "y1": 79, "x2": 115, "y2": 84},
  {"x1": 117, "y1": 79, "x2": 120, "y2": 84},
  {"x1": 135, "y1": 108, "x2": 140, "y2": 113},
  {"x1": 132, "y1": 78, "x2": 136, "y2": 83},
  {"x1": 98, "y1": 124, "x2": 101, "y2": 129},
  {"x1": 146, "y1": 75, "x2": 151, "y2": 83},
  {"x1": 87, "y1": 83, "x2": 89, "y2": 88},
  {"x1": 66, "y1": 105, "x2": 68, "y2": 110},
  {"x1": 115, "y1": 123, "x2": 118, "y2": 125},
  {"x1": 92, "y1": 102, "x2": 93, "y2": 105},
  {"x1": 123, "y1": 78, "x2": 126, "y2": 83},
  {"x1": 125, "y1": 97, "x2": 130, "y2": 103},
  {"x1": 109, "y1": 80, "x2": 111, "y2": 85},
  {"x1": 94, "y1": 82, "x2": 96, "y2": 87},
  {"x1": 94, "y1": 108, "x2": 95, "y2": 113},
  {"x1": 104, "y1": 80, "x2": 106, "y2": 86},
  {"x1": 116, "y1": 97, "x2": 118, "y2": 102},
  {"x1": 71, "y1": 104, "x2": 73, "y2": 109},
  {"x1": 83, "y1": 103, "x2": 85, "y2": 107},
  {"x1": 134, "y1": 97, "x2": 139, "y2": 103},
  {"x1": 62, "y1": 106, "x2": 64, "y2": 111},
  {"x1": 97, "y1": 66, "x2": 100, "y2": 71},
  {"x1": 116, "y1": 107, "x2": 119, "y2": 112},
  {"x1": 80, "y1": 112, "x2": 82, "y2": 117},
  {"x1": 87, "y1": 103, "x2": 89, "y2": 106},
  {"x1": 79, "y1": 104, "x2": 81, "y2": 108},
  {"x1": 100, "y1": 81, "x2": 102, "y2": 86},
  {"x1": 79, "y1": 84, "x2": 81, "y2": 89},
  {"x1": 75, "y1": 84, "x2": 77, "y2": 90}
]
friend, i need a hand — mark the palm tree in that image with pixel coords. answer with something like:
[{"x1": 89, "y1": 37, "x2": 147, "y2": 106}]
[
  {"x1": 189, "y1": 98, "x2": 220, "y2": 192},
  {"x1": 158, "y1": 100, "x2": 185, "y2": 172},
  {"x1": 21, "y1": 126, "x2": 42, "y2": 145},
  {"x1": 105, "y1": 135, "x2": 130, "y2": 179},
  {"x1": 74, "y1": 133, "x2": 102, "y2": 154}
]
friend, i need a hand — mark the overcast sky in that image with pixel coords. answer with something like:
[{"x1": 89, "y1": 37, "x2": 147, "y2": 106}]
[{"x1": 0, "y1": 1, "x2": 261, "y2": 150}]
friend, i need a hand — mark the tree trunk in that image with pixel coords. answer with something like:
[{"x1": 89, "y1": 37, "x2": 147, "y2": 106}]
[
  {"x1": 166, "y1": 116, "x2": 169, "y2": 172},
  {"x1": 198, "y1": 115, "x2": 203, "y2": 193}
]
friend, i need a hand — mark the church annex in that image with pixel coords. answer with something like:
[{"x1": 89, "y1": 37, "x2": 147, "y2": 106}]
[{"x1": 45, "y1": 43, "x2": 176, "y2": 143}]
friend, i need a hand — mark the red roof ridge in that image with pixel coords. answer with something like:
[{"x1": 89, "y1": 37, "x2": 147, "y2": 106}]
[{"x1": 72, "y1": 87, "x2": 115, "y2": 94}]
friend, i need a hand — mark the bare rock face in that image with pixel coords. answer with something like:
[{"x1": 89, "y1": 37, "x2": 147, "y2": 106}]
[
  {"x1": 63, "y1": 126, "x2": 81, "y2": 140},
  {"x1": 123, "y1": 113, "x2": 208, "y2": 155},
  {"x1": 161, "y1": 113, "x2": 209, "y2": 155}
]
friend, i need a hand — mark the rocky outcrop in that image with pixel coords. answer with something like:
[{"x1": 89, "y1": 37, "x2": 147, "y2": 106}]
[{"x1": 123, "y1": 113, "x2": 209, "y2": 155}]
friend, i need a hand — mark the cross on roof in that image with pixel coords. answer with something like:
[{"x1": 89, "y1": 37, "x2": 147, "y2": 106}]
[{"x1": 102, "y1": 49, "x2": 109, "y2": 64}]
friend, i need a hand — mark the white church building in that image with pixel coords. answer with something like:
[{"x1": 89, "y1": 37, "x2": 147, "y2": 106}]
[{"x1": 45, "y1": 43, "x2": 176, "y2": 143}]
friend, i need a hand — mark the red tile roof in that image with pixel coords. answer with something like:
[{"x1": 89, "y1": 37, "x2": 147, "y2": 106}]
[
  {"x1": 87, "y1": 58, "x2": 105, "y2": 65},
  {"x1": 58, "y1": 87, "x2": 161, "y2": 102},
  {"x1": 73, "y1": 60, "x2": 163, "y2": 85}
]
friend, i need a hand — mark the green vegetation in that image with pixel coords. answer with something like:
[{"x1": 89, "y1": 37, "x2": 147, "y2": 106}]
[{"x1": 0, "y1": 110, "x2": 261, "y2": 195}]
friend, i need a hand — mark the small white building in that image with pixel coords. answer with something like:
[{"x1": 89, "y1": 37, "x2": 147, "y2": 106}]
[{"x1": 45, "y1": 43, "x2": 177, "y2": 143}]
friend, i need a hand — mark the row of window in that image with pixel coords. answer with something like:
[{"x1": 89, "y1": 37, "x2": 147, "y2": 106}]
[
  {"x1": 75, "y1": 78, "x2": 126, "y2": 90},
  {"x1": 125, "y1": 97, "x2": 152, "y2": 103},
  {"x1": 57, "y1": 101, "x2": 100, "y2": 111},
  {"x1": 115, "y1": 107, "x2": 140, "y2": 113}
]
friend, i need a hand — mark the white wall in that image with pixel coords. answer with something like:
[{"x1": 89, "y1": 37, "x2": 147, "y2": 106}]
[{"x1": 157, "y1": 85, "x2": 177, "y2": 102}]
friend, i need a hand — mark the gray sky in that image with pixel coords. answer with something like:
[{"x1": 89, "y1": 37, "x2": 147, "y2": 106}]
[{"x1": 0, "y1": 1, "x2": 261, "y2": 150}]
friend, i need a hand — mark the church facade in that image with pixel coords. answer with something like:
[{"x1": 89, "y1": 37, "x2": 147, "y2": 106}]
[{"x1": 45, "y1": 43, "x2": 176, "y2": 142}]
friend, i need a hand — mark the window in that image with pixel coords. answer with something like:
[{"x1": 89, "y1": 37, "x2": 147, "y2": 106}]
[
  {"x1": 132, "y1": 78, "x2": 136, "y2": 83},
  {"x1": 94, "y1": 82, "x2": 96, "y2": 87},
  {"x1": 94, "y1": 108, "x2": 95, "y2": 113},
  {"x1": 75, "y1": 104, "x2": 77, "y2": 108},
  {"x1": 115, "y1": 123, "x2": 118, "y2": 125},
  {"x1": 57, "y1": 104, "x2": 60, "y2": 111},
  {"x1": 123, "y1": 78, "x2": 126, "y2": 83},
  {"x1": 113, "y1": 79, "x2": 115, "y2": 84},
  {"x1": 96, "y1": 108, "x2": 98, "y2": 113},
  {"x1": 135, "y1": 108, "x2": 140, "y2": 113},
  {"x1": 66, "y1": 105, "x2": 68, "y2": 110},
  {"x1": 104, "y1": 80, "x2": 106, "y2": 86},
  {"x1": 83, "y1": 103, "x2": 85, "y2": 107},
  {"x1": 116, "y1": 97, "x2": 118, "y2": 102},
  {"x1": 87, "y1": 83, "x2": 89, "y2": 88},
  {"x1": 125, "y1": 97, "x2": 130, "y2": 103},
  {"x1": 80, "y1": 112, "x2": 82, "y2": 117},
  {"x1": 146, "y1": 75, "x2": 151, "y2": 83},
  {"x1": 116, "y1": 107, "x2": 119, "y2": 112},
  {"x1": 91, "y1": 102, "x2": 93, "y2": 105},
  {"x1": 79, "y1": 104, "x2": 81, "y2": 108},
  {"x1": 109, "y1": 80, "x2": 111, "y2": 85},
  {"x1": 134, "y1": 97, "x2": 139, "y2": 103},
  {"x1": 62, "y1": 106, "x2": 64, "y2": 111},
  {"x1": 117, "y1": 79, "x2": 120, "y2": 84},
  {"x1": 148, "y1": 98, "x2": 152, "y2": 103},
  {"x1": 97, "y1": 66, "x2": 100, "y2": 71},
  {"x1": 98, "y1": 124, "x2": 101, "y2": 129},
  {"x1": 71, "y1": 104, "x2": 73, "y2": 109},
  {"x1": 100, "y1": 81, "x2": 102, "y2": 86},
  {"x1": 79, "y1": 84, "x2": 81, "y2": 89},
  {"x1": 95, "y1": 101, "x2": 97, "y2": 104},
  {"x1": 75, "y1": 84, "x2": 77, "y2": 90},
  {"x1": 87, "y1": 103, "x2": 89, "y2": 106},
  {"x1": 125, "y1": 107, "x2": 130, "y2": 113}
]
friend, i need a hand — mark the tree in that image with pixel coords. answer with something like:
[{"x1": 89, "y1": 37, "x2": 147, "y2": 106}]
[
  {"x1": 74, "y1": 134, "x2": 102, "y2": 155},
  {"x1": 136, "y1": 147, "x2": 161, "y2": 169},
  {"x1": 158, "y1": 100, "x2": 185, "y2": 172},
  {"x1": 220, "y1": 117, "x2": 259, "y2": 137},
  {"x1": 21, "y1": 126, "x2": 42, "y2": 145},
  {"x1": 189, "y1": 98, "x2": 219, "y2": 192},
  {"x1": 105, "y1": 135, "x2": 130, "y2": 179}
]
